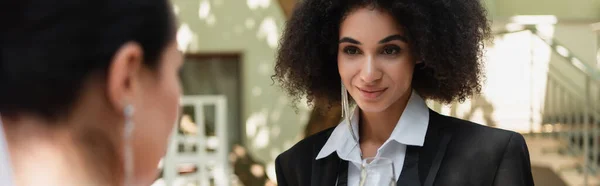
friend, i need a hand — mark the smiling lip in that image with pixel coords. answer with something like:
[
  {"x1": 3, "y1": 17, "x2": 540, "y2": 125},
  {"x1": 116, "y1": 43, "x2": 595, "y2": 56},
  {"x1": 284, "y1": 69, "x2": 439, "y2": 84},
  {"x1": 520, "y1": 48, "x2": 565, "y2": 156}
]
[{"x1": 357, "y1": 87, "x2": 387, "y2": 100}]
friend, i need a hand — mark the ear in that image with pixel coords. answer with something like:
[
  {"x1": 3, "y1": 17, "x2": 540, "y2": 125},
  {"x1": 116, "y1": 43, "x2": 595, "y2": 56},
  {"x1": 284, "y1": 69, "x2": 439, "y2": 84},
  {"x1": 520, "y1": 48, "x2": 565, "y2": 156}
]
[{"x1": 106, "y1": 42, "x2": 143, "y2": 113}]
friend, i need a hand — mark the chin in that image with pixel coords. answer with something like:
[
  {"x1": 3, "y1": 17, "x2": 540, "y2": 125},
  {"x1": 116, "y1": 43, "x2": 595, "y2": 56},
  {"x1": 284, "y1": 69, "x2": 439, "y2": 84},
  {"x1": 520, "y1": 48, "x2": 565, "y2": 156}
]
[
  {"x1": 354, "y1": 100, "x2": 391, "y2": 113},
  {"x1": 136, "y1": 167, "x2": 159, "y2": 186}
]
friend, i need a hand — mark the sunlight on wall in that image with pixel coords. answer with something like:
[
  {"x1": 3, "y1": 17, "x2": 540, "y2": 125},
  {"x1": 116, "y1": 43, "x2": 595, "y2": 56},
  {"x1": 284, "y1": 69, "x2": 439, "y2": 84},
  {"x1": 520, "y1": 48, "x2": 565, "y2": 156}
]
[
  {"x1": 445, "y1": 17, "x2": 558, "y2": 133},
  {"x1": 257, "y1": 17, "x2": 280, "y2": 49},
  {"x1": 266, "y1": 162, "x2": 277, "y2": 185},
  {"x1": 485, "y1": 33, "x2": 535, "y2": 132},
  {"x1": 246, "y1": 109, "x2": 268, "y2": 138},
  {"x1": 176, "y1": 24, "x2": 194, "y2": 52},
  {"x1": 198, "y1": 0, "x2": 216, "y2": 26},
  {"x1": 173, "y1": 5, "x2": 180, "y2": 14},
  {"x1": 480, "y1": 21, "x2": 554, "y2": 133},
  {"x1": 198, "y1": 0, "x2": 210, "y2": 19},
  {"x1": 168, "y1": 0, "x2": 327, "y2": 183},
  {"x1": 597, "y1": 50, "x2": 600, "y2": 68},
  {"x1": 505, "y1": 23, "x2": 525, "y2": 32},
  {"x1": 247, "y1": 0, "x2": 271, "y2": 10},
  {"x1": 511, "y1": 15, "x2": 557, "y2": 25},
  {"x1": 596, "y1": 23, "x2": 600, "y2": 68},
  {"x1": 255, "y1": 127, "x2": 270, "y2": 148}
]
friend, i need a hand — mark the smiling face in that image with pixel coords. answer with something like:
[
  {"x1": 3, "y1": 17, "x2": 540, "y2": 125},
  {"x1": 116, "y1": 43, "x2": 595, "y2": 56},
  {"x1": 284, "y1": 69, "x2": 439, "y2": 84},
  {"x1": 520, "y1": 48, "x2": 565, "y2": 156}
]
[{"x1": 337, "y1": 7, "x2": 416, "y2": 113}]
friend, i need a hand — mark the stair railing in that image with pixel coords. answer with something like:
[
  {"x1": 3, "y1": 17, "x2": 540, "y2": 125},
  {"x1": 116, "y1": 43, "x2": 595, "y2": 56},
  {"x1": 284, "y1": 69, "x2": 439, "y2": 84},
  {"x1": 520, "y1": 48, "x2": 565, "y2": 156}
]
[{"x1": 495, "y1": 24, "x2": 600, "y2": 185}]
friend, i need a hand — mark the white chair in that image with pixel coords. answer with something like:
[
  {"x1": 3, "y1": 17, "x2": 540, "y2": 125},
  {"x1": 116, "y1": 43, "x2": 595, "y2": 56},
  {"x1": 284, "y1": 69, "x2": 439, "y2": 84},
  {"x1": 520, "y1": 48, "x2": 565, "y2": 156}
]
[{"x1": 162, "y1": 96, "x2": 230, "y2": 186}]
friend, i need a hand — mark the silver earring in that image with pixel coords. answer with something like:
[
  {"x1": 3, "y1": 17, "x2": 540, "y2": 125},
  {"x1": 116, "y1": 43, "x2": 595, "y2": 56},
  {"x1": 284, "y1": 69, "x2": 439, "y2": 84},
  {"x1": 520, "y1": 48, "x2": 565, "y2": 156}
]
[
  {"x1": 341, "y1": 83, "x2": 349, "y2": 119},
  {"x1": 341, "y1": 83, "x2": 345, "y2": 118},
  {"x1": 341, "y1": 83, "x2": 359, "y2": 144},
  {"x1": 123, "y1": 104, "x2": 135, "y2": 186}
]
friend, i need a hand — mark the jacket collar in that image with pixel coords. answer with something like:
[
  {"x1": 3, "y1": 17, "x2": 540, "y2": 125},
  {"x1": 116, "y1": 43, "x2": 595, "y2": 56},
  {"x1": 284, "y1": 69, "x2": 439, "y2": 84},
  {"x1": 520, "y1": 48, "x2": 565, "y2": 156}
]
[
  {"x1": 311, "y1": 110, "x2": 453, "y2": 186},
  {"x1": 316, "y1": 91, "x2": 430, "y2": 163}
]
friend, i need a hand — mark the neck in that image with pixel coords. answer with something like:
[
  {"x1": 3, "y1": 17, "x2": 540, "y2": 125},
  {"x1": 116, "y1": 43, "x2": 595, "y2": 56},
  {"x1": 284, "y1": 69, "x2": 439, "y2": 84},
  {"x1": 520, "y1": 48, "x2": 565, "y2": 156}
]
[
  {"x1": 359, "y1": 91, "x2": 412, "y2": 144},
  {"x1": 2, "y1": 81, "x2": 126, "y2": 186},
  {"x1": 3, "y1": 117, "x2": 111, "y2": 186}
]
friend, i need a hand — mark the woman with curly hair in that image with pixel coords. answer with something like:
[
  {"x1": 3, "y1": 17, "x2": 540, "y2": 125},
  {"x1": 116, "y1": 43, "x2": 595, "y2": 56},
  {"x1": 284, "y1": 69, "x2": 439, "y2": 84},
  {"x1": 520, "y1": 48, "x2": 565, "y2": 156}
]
[{"x1": 272, "y1": 0, "x2": 534, "y2": 185}]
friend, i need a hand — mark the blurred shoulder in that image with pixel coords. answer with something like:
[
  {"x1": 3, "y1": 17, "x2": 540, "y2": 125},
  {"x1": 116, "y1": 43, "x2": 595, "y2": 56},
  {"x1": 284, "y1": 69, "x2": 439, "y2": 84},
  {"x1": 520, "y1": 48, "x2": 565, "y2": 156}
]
[{"x1": 276, "y1": 126, "x2": 335, "y2": 162}]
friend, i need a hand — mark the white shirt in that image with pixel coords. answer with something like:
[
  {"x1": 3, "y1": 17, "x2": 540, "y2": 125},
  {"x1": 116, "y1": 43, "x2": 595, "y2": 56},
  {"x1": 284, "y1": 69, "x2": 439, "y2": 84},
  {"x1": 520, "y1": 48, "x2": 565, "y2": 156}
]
[
  {"x1": 315, "y1": 91, "x2": 429, "y2": 186},
  {"x1": 0, "y1": 115, "x2": 15, "y2": 186}
]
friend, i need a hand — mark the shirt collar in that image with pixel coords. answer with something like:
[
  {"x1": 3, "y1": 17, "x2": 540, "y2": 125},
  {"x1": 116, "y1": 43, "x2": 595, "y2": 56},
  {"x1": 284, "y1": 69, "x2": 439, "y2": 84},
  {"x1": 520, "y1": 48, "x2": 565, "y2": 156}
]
[{"x1": 316, "y1": 90, "x2": 429, "y2": 160}]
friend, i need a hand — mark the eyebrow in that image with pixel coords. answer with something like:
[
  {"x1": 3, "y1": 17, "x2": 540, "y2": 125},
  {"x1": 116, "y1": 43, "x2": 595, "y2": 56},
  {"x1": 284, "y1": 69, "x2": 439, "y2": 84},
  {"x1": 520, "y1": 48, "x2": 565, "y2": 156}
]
[
  {"x1": 379, "y1": 34, "x2": 408, "y2": 43},
  {"x1": 338, "y1": 34, "x2": 408, "y2": 45},
  {"x1": 339, "y1": 37, "x2": 361, "y2": 44}
]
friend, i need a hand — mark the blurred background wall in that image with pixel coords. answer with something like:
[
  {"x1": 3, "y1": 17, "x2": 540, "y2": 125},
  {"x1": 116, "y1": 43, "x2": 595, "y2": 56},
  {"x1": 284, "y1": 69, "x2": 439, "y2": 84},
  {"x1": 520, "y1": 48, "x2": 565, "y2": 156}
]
[
  {"x1": 158, "y1": 0, "x2": 600, "y2": 185},
  {"x1": 169, "y1": 0, "x2": 310, "y2": 184}
]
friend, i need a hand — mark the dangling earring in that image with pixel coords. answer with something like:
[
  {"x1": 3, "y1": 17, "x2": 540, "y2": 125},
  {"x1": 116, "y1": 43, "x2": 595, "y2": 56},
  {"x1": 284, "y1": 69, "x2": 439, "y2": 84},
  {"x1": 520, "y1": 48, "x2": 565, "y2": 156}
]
[
  {"x1": 341, "y1": 83, "x2": 348, "y2": 119},
  {"x1": 341, "y1": 83, "x2": 345, "y2": 118},
  {"x1": 123, "y1": 104, "x2": 135, "y2": 186},
  {"x1": 341, "y1": 83, "x2": 359, "y2": 143}
]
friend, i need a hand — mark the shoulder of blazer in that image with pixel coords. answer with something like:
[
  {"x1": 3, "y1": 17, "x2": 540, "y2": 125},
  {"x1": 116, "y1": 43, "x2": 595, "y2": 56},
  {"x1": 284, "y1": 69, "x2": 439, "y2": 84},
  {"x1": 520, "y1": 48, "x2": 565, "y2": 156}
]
[
  {"x1": 436, "y1": 113, "x2": 525, "y2": 153},
  {"x1": 278, "y1": 126, "x2": 336, "y2": 162},
  {"x1": 275, "y1": 127, "x2": 339, "y2": 186}
]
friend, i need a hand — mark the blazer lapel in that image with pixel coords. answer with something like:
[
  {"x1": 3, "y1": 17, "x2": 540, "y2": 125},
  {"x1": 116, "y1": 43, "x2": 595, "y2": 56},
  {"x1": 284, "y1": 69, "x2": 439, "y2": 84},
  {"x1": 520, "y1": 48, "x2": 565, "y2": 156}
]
[
  {"x1": 311, "y1": 153, "x2": 343, "y2": 186},
  {"x1": 418, "y1": 110, "x2": 453, "y2": 186},
  {"x1": 336, "y1": 159, "x2": 350, "y2": 186},
  {"x1": 311, "y1": 128, "x2": 343, "y2": 186},
  {"x1": 310, "y1": 110, "x2": 453, "y2": 186},
  {"x1": 396, "y1": 110, "x2": 453, "y2": 186},
  {"x1": 397, "y1": 145, "x2": 422, "y2": 186},
  {"x1": 423, "y1": 132, "x2": 451, "y2": 186}
]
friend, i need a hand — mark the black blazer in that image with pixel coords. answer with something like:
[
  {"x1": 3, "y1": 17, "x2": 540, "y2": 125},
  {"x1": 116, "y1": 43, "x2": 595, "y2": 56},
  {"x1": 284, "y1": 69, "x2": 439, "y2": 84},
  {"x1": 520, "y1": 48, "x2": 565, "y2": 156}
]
[{"x1": 275, "y1": 110, "x2": 534, "y2": 186}]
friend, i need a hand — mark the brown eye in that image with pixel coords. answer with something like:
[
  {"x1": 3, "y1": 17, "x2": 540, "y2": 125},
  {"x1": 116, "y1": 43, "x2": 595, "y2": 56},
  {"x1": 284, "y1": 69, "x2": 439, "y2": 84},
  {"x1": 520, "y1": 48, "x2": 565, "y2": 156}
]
[
  {"x1": 382, "y1": 45, "x2": 401, "y2": 55},
  {"x1": 343, "y1": 46, "x2": 361, "y2": 55}
]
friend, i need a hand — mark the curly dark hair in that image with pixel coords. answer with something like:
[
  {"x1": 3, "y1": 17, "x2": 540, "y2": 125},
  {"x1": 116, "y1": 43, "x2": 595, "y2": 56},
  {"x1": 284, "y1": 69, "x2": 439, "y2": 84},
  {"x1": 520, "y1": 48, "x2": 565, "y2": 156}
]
[{"x1": 273, "y1": 0, "x2": 491, "y2": 108}]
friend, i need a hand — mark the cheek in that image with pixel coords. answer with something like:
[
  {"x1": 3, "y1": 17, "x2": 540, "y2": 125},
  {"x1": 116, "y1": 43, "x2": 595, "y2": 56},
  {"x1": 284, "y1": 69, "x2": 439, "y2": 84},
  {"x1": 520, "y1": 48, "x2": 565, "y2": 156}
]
[
  {"x1": 157, "y1": 75, "x2": 181, "y2": 139},
  {"x1": 143, "y1": 74, "x2": 180, "y2": 128},
  {"x1": 137, "y1": 72, "x2": 181, "y2": 130},
  {"x1": 337, "y1": 57, "x2": 359, "y2": 83},
  {"x1": 163, "y1": 74, "x2": 182, "y2": 115},
  {"x1": 133, "y1": 74, "x2": 180, "y2": 183},
  {"x1": 337, "y1": 55, "x2": 344, "y2": 76},
  {"x1": 384, "y1": 61, "x2": 415, "y2": 88}
]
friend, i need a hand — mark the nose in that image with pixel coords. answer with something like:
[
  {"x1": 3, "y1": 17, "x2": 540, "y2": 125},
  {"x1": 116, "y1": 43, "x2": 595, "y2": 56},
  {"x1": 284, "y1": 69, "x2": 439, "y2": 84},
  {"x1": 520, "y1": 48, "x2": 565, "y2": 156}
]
[{"x1": 359, "y1": 55, "x2": 383, "y2": 84}]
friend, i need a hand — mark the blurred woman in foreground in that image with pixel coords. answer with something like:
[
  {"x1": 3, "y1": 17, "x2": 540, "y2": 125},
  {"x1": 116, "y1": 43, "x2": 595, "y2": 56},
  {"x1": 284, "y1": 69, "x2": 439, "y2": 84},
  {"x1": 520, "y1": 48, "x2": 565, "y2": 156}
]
[{"x1": 0, "y1": 0, "x2": 183, "y2": 185}]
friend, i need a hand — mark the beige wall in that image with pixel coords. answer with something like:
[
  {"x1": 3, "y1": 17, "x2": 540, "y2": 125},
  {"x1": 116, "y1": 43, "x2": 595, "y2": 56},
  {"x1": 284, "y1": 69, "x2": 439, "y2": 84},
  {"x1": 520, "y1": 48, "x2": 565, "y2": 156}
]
[
  {"x1": 171, "y1": 0, "x2": 310, "y2": 180},
  {"x1": 171, "y1": 0, "x2": 600, "y2": 181},
  {"x1": 489, "y1": 0, "x2": 600, "y2": 21},
  {"x1": 595, "y1": 23, "x2": 600, "y2": 68}
]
